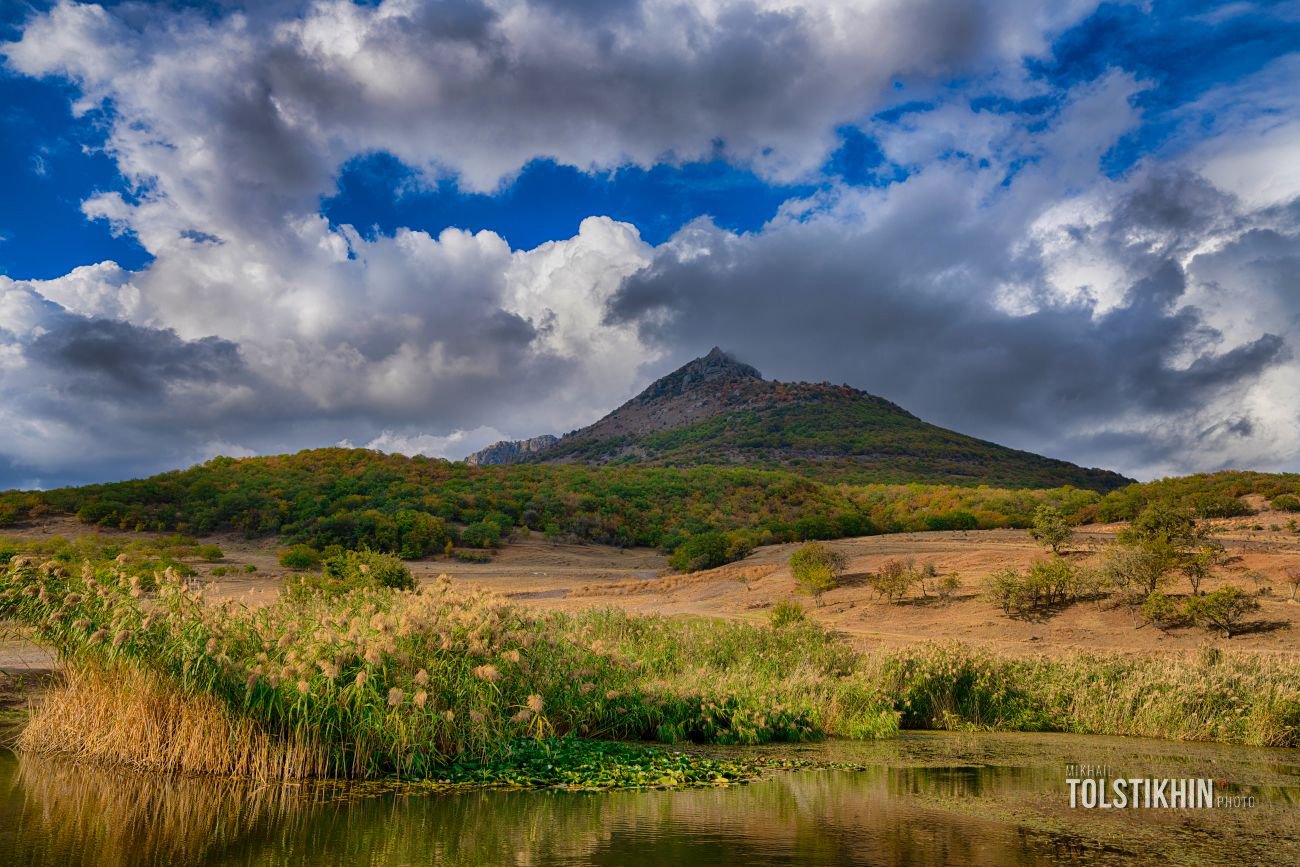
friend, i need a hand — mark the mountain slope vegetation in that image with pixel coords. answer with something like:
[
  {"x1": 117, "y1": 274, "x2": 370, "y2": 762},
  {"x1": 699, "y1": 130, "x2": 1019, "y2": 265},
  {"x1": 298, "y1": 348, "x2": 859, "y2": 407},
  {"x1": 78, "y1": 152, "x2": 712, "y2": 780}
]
[{"x1": 491, "y1": 348, "x2": 1134, "y2": 491}]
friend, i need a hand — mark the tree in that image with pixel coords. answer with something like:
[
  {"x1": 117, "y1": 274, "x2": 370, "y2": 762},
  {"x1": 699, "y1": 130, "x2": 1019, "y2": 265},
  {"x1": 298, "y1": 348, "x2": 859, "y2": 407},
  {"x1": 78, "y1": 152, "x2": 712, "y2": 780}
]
[
  {"x1": 1104, "y1": 503, "x2": 1217, "y2": 599},
  {"x1": 1028, "y1": 504, "x2": 1073, "y2": 554},
  {"x1": 1184, "y1": 586, "x2": 1259, "y2": 638},
  {"x1": 1180, "y1": 541, "x2": 1236, "y2": 596},
  {"x1": 868, "y1": 558, "x2": 918, "y2": 603},
  {"x1": 789, "y1": 542, "x2": 847, "y2": 605}
]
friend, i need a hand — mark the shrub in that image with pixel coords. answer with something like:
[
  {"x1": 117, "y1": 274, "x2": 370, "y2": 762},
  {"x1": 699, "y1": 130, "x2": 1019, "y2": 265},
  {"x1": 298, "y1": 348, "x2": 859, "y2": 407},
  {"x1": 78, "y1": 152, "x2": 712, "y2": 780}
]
[
  {"x1": 769, "y1": 599, "x2": 808, "y2": 628},
  {"x1": 459, "y1": 521, "x2": 502, "y2": 549},
  {"x1": 984, "y1": 558, "x2": 1094, "y2": 617},
  {"x1": 279, "y1": 545, "x2": 321, "y2": 571},
  {"x1": 451, "y1": 549, "x2": 492, "y2": 563},
  {"x1": 1140, "y1": 591, "x2": 1185, "y2": 630},
  {"x1": 1271, "y1": 494, "x2": 1300, "y2": 513},
  {"x1": 196, "y1": 544, "x2": 224, "y2": 562},
  {"x1": 1188, "y1": 494, "x2": 1252, "y2": 519},
  {"x1": 669, "y1": 531, "x2": 749, "y2": 573},
  {"x1": 935, "y1": 573, "x2": 961, "y2": 602},
  {"x1": 1184, "y1": 586, "x2": 1260, "y2": 638},
  {"x1": 869, "y1": 558, "x2": 918, "y2": 603},
  {"x1": 323, "y1": 549, "x2": 415, "y2": 591}
]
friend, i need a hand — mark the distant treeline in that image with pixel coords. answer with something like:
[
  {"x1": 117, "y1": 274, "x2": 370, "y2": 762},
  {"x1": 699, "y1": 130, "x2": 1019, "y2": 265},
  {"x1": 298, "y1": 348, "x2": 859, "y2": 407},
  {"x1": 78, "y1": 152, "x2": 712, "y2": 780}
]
[{"x1": 0, "y1": 451, "x2": 1296, "y2": 568}]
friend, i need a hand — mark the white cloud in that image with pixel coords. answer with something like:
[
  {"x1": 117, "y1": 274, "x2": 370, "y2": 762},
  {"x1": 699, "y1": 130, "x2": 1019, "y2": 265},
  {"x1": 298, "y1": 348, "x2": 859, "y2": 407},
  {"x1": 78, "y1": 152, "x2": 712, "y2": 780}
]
[{"x1": 1, "y1": 0, "x2": 1298, "y2": 486}]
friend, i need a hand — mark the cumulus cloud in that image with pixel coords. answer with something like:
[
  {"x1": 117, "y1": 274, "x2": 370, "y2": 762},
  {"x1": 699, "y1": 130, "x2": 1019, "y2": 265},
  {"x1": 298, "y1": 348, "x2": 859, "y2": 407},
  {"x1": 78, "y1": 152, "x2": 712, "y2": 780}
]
[
  {"x1": 0, "y1": 0, "x2": 1297, "y2": 487},
  {"x1": 607, "y1": 68, "x2": 1300, "y2": 479}
]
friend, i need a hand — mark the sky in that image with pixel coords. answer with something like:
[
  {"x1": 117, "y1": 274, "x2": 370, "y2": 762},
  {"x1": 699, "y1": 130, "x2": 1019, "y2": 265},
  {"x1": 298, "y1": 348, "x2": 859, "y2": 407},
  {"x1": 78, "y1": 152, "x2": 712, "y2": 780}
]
[{"x1": 1, "y1": 0, "x2": 1299, "y2": 489}]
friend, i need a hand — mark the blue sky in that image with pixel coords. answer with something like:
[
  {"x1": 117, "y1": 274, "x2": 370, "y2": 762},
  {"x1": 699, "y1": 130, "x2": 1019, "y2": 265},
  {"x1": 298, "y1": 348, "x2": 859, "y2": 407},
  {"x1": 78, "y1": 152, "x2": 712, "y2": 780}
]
[
  {"x1": 1, "y1": 0, "x2": 1299, "y2": 487},
  {"x1": 6, "y1": 0, "x2": 1298, "y2": 281}
]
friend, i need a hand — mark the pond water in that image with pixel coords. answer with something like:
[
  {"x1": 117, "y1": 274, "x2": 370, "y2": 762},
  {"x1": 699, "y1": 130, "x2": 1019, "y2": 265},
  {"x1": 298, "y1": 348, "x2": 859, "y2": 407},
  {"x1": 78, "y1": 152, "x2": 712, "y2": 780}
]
[{"x1": 1, "y1": 732, "x2": 1297, "y2": 866}]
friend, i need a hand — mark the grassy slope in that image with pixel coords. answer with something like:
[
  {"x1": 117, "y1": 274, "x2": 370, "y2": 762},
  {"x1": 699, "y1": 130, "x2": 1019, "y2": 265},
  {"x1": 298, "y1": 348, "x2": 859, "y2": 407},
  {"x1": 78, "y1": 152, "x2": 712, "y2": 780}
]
[
  {"x1": 2, "y1": 451, "x2": 1298, "y2": 561},
  {"x1": 537, "y1": 386, "x2": 1133, "y2": 491}
]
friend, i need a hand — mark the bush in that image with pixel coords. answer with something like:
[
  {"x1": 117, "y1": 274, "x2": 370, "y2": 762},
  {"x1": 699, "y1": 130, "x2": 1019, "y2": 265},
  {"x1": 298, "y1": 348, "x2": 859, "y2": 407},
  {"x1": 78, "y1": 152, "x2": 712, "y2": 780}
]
[
  {"x1": 868, "y1": 558, "x2": 943, "y2": 603},
  {"x1": 670, "y1": 531, "x2": 752, "y2": 573},
  {"x1": 323, "y1": 549, "x2": 415, "y2": 591},
  {"x1": 935, "y1": 573, "x2": 961, "y2": 602},
  {"x1": 1184, "y1": 586, "x2": 1260, "y2": 638},
  {"x1": 451, "y1": 549, "x2": 491, "y2": 563},
  {"x1": 1271, "y1": 495, "x2": 1300, "y2": 513},
  {"x1": 789, "y1": 542, "x2": 847, "y2": 603},
  {"x1": 0, "y1": 503, "x2": 20, "y2": 527},
  {"x1": 279, "y1": 545, "x2": 321, "y2": 571},
  {"x1": 1140, "y1": 591, "x2": 1185, "y2": 630},
  {"x1": 769, "y1": 599, "x2": 808, "y2": 628},
  {"x1": 196, "y1": 544, "x2": 224, "y2": 562},
  {"x1": 984, "y1": 558, "x2": 1094, "y2": 617},
  {"x1": 1188, "y1": 494, "x2": 1252, "y2": 519},
  {"x1": 460, "y1": 521, "x2": 502, "y2": 549}
]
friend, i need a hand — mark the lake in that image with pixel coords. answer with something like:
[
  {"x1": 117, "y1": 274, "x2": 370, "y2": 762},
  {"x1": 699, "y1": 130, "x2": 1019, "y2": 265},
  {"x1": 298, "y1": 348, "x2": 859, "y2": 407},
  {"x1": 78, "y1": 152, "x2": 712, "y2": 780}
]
[{"x1": 2, "y1": 732, "x2": 1297, "y2": 866}]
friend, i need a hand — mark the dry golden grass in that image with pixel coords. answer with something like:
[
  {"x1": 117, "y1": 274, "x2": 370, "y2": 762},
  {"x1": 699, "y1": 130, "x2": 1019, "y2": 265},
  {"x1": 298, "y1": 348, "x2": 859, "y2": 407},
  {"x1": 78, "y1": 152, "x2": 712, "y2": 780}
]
[{"x1": 19, "y1": 663, "x2": 328, "y2": 780}]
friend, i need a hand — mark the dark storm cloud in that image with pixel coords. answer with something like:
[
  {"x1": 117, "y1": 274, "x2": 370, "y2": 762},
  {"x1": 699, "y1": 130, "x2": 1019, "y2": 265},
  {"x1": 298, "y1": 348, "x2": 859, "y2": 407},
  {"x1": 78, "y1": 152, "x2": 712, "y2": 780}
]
[
  {"x1": 605, "y1": 176, "x2": 1295, "y2": 473},
  {"x1": 27, "y1": 317, "x2": 246, "y2": 398}
]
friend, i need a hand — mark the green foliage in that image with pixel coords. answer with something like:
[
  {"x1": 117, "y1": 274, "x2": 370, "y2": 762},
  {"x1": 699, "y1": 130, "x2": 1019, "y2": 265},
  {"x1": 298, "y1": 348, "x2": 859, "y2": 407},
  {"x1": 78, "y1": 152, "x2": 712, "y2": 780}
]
[
  {"x1": 1105, "y1": 503, "x2": 1222, "y2": 599},
  {"x1": 0, "y1": 558, "x2": 901, "y2": 777},
  {"x1": 1271, "y1": 494, "x2": 1300, "y2": 512},
  {"x1": 279, "y1": 545, "x2": 322, "y2": 571},
  {"x1": 1140, "y1": 591, "x2": 1185, "y2": 630},
  {"x1": 196, "y1": 544, "x2": 224, "y2": 562},
  {"x1": 451, "y1": 549, "x2": 492, "y2": 563},
  {"x1": 669, "y1": 531, "x2": 752, "y2": 572},
  {"x1": 395, "y1": 510, "x2": 450, "y2": 558},
  {"x1": 460, "y1": 521, "x2": 502, "y2": 549},
  {"x1": 538, "y1": 382, "x2": 1133, "y2": 491},
  {"x1": 323, "y1": 548, "x2": 415, "y2": 591},
  {"x1": 1028, "y1": 504, "x2": 1073, "y2": 554},
  {"x1": 788, "y1": 542, "x2": 847, "y2": 602},
  {"x1": 984, "y1": 558, "x2": 1095, "y2": 617},
  {"x1": 769, "y1": 599, "x2": 808, "y2": 628},
  {"x1": 1184, "y1": 587, "x2": 1261, "y2": 638},
  {"x1": 1097, "y1": 471, "x2": 1290, "y2": 521}
]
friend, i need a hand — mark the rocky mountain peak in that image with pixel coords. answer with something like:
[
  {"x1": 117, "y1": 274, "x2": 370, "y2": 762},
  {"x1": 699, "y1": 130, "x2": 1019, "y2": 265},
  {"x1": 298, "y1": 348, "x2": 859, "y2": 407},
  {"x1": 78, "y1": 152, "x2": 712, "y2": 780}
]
[{"x1": 633, "y1": 347, "x2": 763, "y2": 403}]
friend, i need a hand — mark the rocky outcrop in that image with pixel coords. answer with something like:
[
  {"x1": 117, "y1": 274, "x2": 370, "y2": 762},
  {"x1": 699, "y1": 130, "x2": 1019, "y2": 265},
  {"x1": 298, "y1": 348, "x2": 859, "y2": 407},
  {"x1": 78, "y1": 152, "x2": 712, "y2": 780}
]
[{"x1": 463, "y1": 435, "x2": 559, "y2": 466}]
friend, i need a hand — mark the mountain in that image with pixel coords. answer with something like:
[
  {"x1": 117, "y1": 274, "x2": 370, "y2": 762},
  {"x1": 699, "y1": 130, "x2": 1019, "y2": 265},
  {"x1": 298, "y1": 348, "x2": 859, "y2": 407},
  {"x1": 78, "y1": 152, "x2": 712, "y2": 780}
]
[
  {"x1": 465, "y1": 435, "x2": 559, "y2": 466},
  {"x1": 471, "y1": 348, "x2": 1132, "y2": 491}
]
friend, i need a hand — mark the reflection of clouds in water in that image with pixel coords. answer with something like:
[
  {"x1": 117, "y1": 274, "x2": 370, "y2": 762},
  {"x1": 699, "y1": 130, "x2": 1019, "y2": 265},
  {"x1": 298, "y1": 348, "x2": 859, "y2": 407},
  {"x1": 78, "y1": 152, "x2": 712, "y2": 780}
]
[{"x1": 4, "y1": 739, "x2": 1297, "y2": 866}]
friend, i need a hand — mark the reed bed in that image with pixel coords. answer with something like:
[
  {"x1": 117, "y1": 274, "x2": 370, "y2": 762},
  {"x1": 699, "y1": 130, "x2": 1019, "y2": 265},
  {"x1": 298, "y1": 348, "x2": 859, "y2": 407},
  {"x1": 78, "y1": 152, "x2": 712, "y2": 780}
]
[
  {"x1": 0, "y1": 556, "x2": 895, "y2": 778},
  {"x1": 1, "y1": 555, "x2": 1296, "y2": 783}
]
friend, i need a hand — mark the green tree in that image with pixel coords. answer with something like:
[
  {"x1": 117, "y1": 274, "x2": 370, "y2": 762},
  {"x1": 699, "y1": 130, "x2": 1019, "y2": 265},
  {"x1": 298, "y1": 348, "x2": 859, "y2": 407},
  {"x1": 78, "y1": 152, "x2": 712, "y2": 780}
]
[
  {"x1": 1028, "y1": 504, "x2": 1073, "y2": 554},
  {"x1": 1104, "y1": 502, "x2": 1217, "y2": 599},
  {"x1": 1184, "y1": 586, "x2": 1259, "y2": 638},
  {"x1": 789, "y1": 542, "x2": 847, "y2": 605}
]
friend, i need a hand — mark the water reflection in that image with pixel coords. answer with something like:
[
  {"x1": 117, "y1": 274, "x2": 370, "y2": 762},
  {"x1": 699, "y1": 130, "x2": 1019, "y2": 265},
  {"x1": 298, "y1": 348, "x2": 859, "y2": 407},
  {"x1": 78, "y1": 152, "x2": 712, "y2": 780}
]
[{"x1": 2, "y1": 733, "x2": 1298, "y2": 867}]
